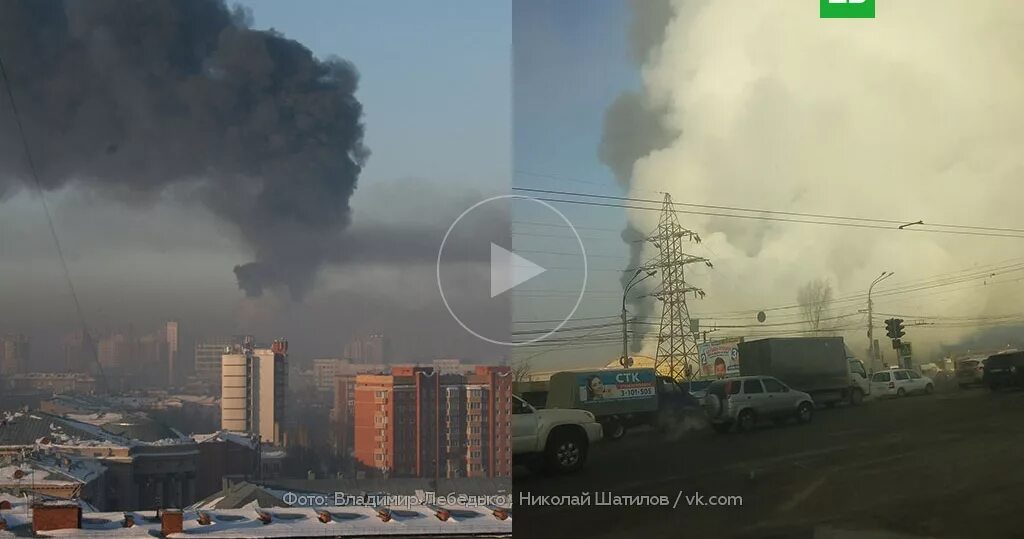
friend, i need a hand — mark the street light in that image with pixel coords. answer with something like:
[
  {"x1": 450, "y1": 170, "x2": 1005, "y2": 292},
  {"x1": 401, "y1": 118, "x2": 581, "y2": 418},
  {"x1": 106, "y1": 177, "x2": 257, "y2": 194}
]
[
  {"x1": 868, "y1": 271, "x2": 894, "y2": 369},
  {"x1": 622, "y1": 268, "x2": 657, "y2": 367}
]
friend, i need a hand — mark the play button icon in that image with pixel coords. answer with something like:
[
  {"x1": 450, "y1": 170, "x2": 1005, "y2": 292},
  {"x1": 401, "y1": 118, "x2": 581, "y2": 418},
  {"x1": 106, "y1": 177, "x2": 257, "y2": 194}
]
[
  {"x1": 490, "y1": 243, "x2": 546, "y2": 298},
  {"x1": 437, "y1": 195, "x2": 588, "y2": 346}
]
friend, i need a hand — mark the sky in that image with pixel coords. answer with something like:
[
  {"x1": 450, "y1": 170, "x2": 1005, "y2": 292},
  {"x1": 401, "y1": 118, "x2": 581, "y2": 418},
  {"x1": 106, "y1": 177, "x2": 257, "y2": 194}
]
[
  {"x1": 0, "y1": 0, "x2": 511, "y2": 369},
  {"x1": 511, "y1": 0, "x2": 643, "y2": 372}
]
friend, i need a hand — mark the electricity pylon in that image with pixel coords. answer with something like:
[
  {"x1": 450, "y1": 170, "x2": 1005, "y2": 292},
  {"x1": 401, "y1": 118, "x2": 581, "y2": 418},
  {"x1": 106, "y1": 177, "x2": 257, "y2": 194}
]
[{"x1": 647, "y1": 193, "x2": 712, "y2": 380}]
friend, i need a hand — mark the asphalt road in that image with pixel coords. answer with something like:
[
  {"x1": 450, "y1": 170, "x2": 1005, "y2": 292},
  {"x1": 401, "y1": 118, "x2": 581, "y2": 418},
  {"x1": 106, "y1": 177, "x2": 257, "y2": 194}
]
[{"x1": 514, "y1": 384, "x2": 1024, "y2": 538}]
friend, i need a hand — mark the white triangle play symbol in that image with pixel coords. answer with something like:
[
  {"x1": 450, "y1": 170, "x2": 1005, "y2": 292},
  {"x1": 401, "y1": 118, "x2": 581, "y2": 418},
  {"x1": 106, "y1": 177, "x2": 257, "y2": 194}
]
[{"x1": 490, "y1": 243, "x2": 546, "y2": 298}]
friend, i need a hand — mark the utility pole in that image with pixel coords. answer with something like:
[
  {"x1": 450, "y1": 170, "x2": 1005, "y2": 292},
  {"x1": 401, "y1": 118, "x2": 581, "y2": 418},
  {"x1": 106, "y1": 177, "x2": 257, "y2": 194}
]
[
  {"x1": 867, "y1": 271, "x2": 893, "y2": 371},
  {"x1": 621, "y1": 268, "x2": 656, "y2": 368},
  {"x1": 647, "y1": 193, "x2": 712, "y2": 380}
]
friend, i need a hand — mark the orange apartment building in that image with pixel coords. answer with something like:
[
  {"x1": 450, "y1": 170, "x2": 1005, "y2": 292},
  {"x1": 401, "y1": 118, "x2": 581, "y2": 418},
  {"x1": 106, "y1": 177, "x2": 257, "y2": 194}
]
[{"x1": 352, "y1": 365, "x2": 511, "y2": 478}]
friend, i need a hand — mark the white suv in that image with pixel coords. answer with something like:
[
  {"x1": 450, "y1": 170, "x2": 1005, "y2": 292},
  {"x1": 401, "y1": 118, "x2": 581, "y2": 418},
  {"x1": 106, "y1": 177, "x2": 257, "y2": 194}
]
[
  {"x1": 703, "y1": 376, "x2": 815, "y2": 433},
  {"x1": 869, "y1": 368, "x2": 934, "y2": 398},
  {"x1": 512, "y1": 395, "x2": 603, "y2": 474}
]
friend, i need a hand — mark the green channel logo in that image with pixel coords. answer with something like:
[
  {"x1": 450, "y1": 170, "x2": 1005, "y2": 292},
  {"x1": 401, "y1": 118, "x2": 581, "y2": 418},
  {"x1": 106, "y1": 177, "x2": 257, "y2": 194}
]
[{"x1": 821, "y1": 0, "x2": 875, "y2": 19}]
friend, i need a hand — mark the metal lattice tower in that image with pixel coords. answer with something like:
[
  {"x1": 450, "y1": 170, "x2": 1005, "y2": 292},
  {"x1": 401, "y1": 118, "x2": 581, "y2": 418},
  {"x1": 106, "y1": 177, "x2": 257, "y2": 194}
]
[{"x1": 649, "y1": 193, "x2": 711, "y2": 380}]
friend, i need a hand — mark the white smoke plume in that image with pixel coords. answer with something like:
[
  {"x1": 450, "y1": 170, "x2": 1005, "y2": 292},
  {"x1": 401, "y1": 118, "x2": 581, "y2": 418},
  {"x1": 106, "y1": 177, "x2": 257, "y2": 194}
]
[{"x1": 606, "y1": 1, "x2": 1024, "y2": 362}]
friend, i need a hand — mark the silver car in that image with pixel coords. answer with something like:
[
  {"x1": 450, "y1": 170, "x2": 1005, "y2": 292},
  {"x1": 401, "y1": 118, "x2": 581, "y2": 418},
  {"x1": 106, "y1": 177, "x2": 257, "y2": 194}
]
[
  {"x1": 956, "y1": 357, "x2": 986, "y2": 388},
  {"x1": 702, "y1": 376, "x2": 815, "y2": 433}
]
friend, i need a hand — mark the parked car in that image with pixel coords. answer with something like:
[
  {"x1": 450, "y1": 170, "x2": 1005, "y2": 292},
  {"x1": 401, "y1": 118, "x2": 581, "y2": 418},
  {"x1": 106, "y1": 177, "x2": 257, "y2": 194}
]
[
  {"x1": 956, "y1": 357, "x2": 987, "y2": 388},
  {"x1": 512, "y1": 394, "x2": 603, "y2": 474},
  {"x1": 982, "y1": 351, "x2": 1024, "y2": 390},
  {"x1": 869, "y1": 369, "x2": 934, "y2": 398},
  {"x1": 702, "y1": 376, "x2": 815, "y2": 433}
]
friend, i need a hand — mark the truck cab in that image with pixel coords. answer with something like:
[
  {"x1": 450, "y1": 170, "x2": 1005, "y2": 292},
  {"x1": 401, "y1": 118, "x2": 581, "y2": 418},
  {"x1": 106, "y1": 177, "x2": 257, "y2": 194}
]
[{"x1": 848, "y1": 357, "x2": 870, "y2": 404}]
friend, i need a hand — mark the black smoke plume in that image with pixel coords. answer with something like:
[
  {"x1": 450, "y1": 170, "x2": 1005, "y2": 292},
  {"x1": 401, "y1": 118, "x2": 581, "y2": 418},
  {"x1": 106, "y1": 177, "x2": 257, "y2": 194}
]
[
  {"x1": 0, "y1": 0, "x2": 368, "y2": 299},
  {"x1": 598, "y1": 0, "x2": 679, "y2": 353}
]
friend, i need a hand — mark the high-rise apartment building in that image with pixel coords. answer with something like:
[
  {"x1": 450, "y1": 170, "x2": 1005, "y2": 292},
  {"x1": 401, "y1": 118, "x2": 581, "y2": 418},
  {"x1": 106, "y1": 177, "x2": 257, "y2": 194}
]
[
  {"x1": 331, "y1": 374, "x2": 358, "y2": 458},
  {"x1": 0, "y1": 334, "x2": 30, "y2": 375},
  {"x1": 220, "y1": 338, "x2": 289, "y2": 444},
  {"x1": 353, "y1": 366, "x2": 437, "y2": 477},
  {"x1": 162, "y1": 321, "x2": 179, "y2": 386},
  {"x1": 344, "y1": 333, "x2": 389, "y2": 364},
  {"x1": 432, "y1": 358, "x2": 463, "y2": 375},
  {"x1": 63, "y1": 330, "x2": 95, "y2": 374},
  {"x1": 467, "y1": 365, "x2": 513, "y2": 478},
  {"x1": 313, "y1": 358, "x2": 345, "y2": 394},
  {"x1": 97, "y1": 333, "x2": 129, "y2": 369},
  {"x1": 352, "y1": 365, "x2": 511, "y2": 479},
  {"x1": 195, "y1": 335, "x2": 251, "y2": 392},
  {"x1": 314, "y1": 359, "x2": 388, "y2": 399}
]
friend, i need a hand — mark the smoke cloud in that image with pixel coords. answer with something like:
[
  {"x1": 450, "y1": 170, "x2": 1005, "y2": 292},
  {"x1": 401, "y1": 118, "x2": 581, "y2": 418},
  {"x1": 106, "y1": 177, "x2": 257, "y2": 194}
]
[
  {"x1": 599, "y1": 0, "x2": 676, "y2": 353},
  {"x1": 605, "y1": 0, "x2": 1024, "y2": 359},
  {"x1": 0, "y1": 0, "x2": 368, "y2": 299}
]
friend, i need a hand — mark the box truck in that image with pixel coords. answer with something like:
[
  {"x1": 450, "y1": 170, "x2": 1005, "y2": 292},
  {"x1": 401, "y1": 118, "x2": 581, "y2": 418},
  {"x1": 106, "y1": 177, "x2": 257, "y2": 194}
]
[
  {"x1": 738, "y1": 337, "x2": 869, "y2": 406},
  {"x1": 544, "y1": 368, "x2": 704, "y2": 440}
]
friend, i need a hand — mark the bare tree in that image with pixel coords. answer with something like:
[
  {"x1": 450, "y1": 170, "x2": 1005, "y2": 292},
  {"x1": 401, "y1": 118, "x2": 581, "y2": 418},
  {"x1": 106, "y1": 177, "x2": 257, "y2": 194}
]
[
  {"x1": 512, "y1": 358, "x2": 532, "y2": 382},
  {"x1": 797, "y1": 279, "x2": 834, "y2": 332}
]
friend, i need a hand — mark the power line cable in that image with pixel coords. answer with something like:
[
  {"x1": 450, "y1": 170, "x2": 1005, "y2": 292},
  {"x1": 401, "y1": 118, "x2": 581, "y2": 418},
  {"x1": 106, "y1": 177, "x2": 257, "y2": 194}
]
[
  {"x1": 516, "y1": 193, "x2": 1024, "y2": 240},
  {"x1": 513, "y1": 186, "x2": 1024, "y2": 235}
]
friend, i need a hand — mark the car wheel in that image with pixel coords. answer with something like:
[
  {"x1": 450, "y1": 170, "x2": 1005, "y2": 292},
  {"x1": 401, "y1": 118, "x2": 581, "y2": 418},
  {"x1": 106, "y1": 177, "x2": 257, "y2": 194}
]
[
  {"x1": 796, "y1": 402, "x2": 813, "y2": 424},
  {"x1": 602, "y1": 418, "x2": 626, "y2": 441},
  {"x1": 849, "y1": 388, "x2": 864, "y2": 406},
  {"x1": 736, "y1": 409, "x2": 757, "y2": 432},
  {"x1": 711, "y1": 422, "x2": 732, "y2": 434},
  {"x1": 545, "y1": 429, "x2": 586, "y2": 474},
  {"x1": 896, "y1": 387, "x2": 906, "y2": 398},
  {"x1": 925, "y1": 384, "x2": 934, "y2": 395}
]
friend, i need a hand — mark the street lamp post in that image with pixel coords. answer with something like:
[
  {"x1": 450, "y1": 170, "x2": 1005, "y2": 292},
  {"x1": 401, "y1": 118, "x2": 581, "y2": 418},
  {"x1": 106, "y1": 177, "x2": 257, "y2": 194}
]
[
  {"x1": 622, "y1": 268, "x2": 657, "y2": 368},
  {"x1": 868, "y1": 271, "x2": 894, "y2": 370}
]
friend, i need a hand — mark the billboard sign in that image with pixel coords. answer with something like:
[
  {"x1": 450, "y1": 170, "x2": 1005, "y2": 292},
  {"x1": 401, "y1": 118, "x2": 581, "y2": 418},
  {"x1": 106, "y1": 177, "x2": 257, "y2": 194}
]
[
  {"x1": 576, "y1": 370, "x2": 656, "y2": 402},
  {"x1": 698, "y1": 339, "x2": 742, "y2": 379}
]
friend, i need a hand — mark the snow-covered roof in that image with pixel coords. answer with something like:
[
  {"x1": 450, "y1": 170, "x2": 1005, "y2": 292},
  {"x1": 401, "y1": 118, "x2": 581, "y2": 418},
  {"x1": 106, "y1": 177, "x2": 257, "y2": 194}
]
[
  {"x1": 0, "y1": 411, "x2": 193, "y2": 450},
  {"x1": 0, "y1": 491, "x2": 98, "y2": 512},
  {"x1": 17, "y1": 506, "x2": 512, "y2": 538},
  {"x1": 166, "y1": 395, "x2": 219, "y2": 406},
  {"x1": 0, "y1": 453, "x2": 106, "y2": 486},
  {"x1": 65, "y1": 412, "x2": 125, "y2": 426},
  {"x1": 192, "y1": 431, "x2": 258, "y2": 450}
]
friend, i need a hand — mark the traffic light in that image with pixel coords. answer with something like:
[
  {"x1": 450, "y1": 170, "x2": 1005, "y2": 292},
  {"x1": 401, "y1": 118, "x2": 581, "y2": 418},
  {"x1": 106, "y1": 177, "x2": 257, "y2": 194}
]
[{"x1": 884, "y1": 318, "x2": 905, "y2": 340}]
